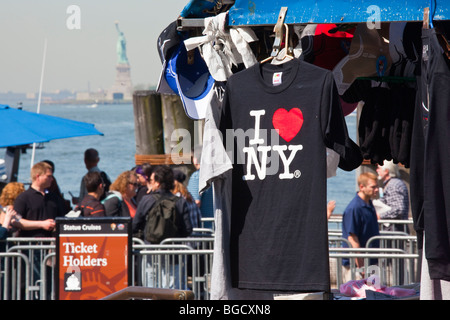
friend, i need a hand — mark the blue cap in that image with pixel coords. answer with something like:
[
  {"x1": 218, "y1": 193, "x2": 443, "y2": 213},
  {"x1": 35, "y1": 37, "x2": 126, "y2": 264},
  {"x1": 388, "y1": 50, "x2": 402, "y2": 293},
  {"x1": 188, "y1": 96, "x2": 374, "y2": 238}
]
[{"x1": 163, "y1": 43, "x2": 215, "y2": 120}]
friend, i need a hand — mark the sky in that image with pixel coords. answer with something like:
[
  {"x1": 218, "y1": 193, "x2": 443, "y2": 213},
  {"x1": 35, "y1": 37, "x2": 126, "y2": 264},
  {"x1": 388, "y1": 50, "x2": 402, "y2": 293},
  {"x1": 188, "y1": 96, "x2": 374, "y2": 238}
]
[{"x1": 0, "y1": 0, "x2": 189, "y2": 93}]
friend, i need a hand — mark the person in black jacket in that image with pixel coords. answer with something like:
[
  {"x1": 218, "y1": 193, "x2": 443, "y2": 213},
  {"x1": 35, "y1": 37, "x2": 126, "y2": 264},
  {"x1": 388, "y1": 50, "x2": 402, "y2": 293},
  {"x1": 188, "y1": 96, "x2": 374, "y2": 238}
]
[
  {"x1": 132, "y1": 165, "x2": 192, "y2": 241},
  {"x1": 132, "y1": 165, "x2": 192, "y2": 289}
]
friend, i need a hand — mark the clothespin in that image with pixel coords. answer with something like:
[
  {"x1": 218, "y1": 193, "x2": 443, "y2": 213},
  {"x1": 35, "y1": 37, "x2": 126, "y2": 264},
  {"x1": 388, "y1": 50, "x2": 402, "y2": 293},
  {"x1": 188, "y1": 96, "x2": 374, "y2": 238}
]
[
  {"x1": 270, "y1": 7, "x2": 288, "y2": 57},
  {"x1": 423, "y1": 7, "x2": 430, "y2": 29}
]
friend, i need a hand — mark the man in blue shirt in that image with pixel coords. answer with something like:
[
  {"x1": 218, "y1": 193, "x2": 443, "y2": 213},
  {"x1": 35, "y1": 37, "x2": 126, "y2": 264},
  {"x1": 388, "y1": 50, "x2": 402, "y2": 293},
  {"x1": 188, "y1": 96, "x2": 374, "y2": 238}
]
[{"x1": 342, "y1": 172, "x2": 380, "y2": 274}]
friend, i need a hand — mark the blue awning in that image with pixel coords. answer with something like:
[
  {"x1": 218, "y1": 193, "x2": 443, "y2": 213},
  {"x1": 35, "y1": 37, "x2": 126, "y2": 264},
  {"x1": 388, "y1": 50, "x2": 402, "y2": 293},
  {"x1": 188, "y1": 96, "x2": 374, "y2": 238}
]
[
  {"x1": 228, "y1": 0, "x2": 449, "y2": 26},
  {"x1": 0, "y1": 105, "x2": 103, "y2": 148}
]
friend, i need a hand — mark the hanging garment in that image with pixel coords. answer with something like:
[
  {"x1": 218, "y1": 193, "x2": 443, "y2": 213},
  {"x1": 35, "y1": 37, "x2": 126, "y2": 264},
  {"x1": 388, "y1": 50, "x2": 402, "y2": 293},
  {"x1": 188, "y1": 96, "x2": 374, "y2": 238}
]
[
  {"x1": 199, "y1": 84, "x2": 341, "y2": 299},
  {"x1": 410, "y1": 26, "x2": 450, "y2": 282},
  {"x1": 358, "y1": 86, "x2": 393, "y2": 165},
  {"x1": 388, "y1": 22, "x2": 422, "y2": 78},
  {"x1": 356, "y1": 84, "x2": 416, "y2": 167},
  {"x1": 184, "y1": 12, "x2": 258, "y2": 82},
  {"x1": 333, "y1": 23, "x2": 392, "y2": 95},
  {"x1": 201, "y1": 58, "x2": 362, "y2": 294},
  {"x1": 388, "y1": 85, "x2": 416, "y2": 167},
  {"x1": 199, "y1": 85, "x2": 275, "y2": 299}
]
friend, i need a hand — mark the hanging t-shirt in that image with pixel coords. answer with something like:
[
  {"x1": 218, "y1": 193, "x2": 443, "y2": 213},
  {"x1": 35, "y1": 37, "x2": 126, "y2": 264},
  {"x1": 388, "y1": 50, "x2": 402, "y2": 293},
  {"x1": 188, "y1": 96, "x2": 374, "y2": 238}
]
[
  {"x1": 411, "y1": 25, "x2": 450, "y2": 283},
  {"x1": 206, "y1": 58, "x2": 361, "y2": 293}
]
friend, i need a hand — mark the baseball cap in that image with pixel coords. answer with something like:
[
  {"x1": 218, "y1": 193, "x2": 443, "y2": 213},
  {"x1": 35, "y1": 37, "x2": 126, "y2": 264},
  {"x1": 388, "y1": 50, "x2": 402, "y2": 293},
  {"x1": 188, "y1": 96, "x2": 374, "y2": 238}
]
[
  {"x1": 165, "y1": 42, "x2": 215, "y2": 120},
  {"x1": 156, "y1": 21, "x2": 182, "y2": 95},
  {"x1": 156, "y1": 19, "x2": 215, "y2": 120},
  {"x1": 333, "y1": 23, "x2": 392, "y2": 95}
]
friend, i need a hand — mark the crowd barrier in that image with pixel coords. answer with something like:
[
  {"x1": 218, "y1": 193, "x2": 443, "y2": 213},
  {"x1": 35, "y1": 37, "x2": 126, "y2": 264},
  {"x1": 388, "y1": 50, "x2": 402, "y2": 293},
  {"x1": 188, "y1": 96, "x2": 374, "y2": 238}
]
[
  {"x1": 329, "y1": 248, "x2": 419, "y2": 288},
  {"x1": 1, "y1": 238, "x2": 56, "y2": 300},
  {"x1": 328, "y1": 233, "x2": 419, "y2": 289},
  {"x1": 134, "y1": 245, "x2": 214, "y2": 300},
  {"x1": 0, "y1": 235, "x2": 215, "y2": 300},
  {"x1": 0, "y1": 252, "x2": 30, "y2": 300},
  {"x1": 0, "y1": 218, "x2": 419, "y2": 300},
  {"x1": 329, "y1": 217, "x2": 414, "y2": 234}
]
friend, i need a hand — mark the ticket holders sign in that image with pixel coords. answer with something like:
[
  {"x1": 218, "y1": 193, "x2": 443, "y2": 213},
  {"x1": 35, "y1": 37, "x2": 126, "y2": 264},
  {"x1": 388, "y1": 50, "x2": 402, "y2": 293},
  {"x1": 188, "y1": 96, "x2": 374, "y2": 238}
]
[{"x1": 56, "y1": 217, "x2": 132, "y2": 300}]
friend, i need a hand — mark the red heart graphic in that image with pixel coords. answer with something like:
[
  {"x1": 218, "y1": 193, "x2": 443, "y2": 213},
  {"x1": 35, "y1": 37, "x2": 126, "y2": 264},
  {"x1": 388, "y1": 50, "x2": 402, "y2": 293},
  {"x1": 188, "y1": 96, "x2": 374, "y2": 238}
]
[{"x1": 272, "y1": 108, "x2": 303, "y2": 142}]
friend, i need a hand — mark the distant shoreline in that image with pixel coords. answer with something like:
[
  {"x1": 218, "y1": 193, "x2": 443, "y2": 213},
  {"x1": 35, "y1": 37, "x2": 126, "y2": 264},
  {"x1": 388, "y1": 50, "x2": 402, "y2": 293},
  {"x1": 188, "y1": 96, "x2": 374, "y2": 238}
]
[
  {"x1": 0, "y1": 98, "x2": 133, "y2": 106},
  {"x1": 42, "y1": 99, "x2": 133, "y2": 105}
]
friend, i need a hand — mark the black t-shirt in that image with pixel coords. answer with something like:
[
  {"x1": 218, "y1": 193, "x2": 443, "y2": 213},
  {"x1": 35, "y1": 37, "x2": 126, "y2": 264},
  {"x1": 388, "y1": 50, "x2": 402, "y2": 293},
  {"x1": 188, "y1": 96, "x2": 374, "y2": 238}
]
[
  {"x1": 410, "y1": 27, "x2": 450, "y2": 281},
  {"x1": 219, "y1": 58, "x2": 362, "y2": 292},
  {"x1": 14, "y1": 187, "x2": 66, "y2": 237}
]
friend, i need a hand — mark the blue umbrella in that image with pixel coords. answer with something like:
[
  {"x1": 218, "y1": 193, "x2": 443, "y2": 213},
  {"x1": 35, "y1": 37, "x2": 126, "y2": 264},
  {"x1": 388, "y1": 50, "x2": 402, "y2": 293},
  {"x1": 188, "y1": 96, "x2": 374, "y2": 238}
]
[{"x1": 0, "y1": 104, "x2": 103, "y2": 148}]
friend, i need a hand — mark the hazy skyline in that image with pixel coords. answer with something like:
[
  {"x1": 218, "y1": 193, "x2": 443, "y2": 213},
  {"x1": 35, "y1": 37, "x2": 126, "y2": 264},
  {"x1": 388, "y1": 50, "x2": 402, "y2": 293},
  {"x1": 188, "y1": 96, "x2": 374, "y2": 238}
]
[{"x1": 0, "y1": 0, "x2": 188, "y2": 93}]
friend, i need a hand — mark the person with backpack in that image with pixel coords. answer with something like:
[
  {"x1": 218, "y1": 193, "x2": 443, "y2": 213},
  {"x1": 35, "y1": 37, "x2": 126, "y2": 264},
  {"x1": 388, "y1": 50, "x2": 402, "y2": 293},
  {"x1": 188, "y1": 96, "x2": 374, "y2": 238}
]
[
  {"x1": 132, "y1": 165, "x2": 192, "y2": 243},
  {"x1": 132, "y1": 165, "x2": 193, "y2": 289}
]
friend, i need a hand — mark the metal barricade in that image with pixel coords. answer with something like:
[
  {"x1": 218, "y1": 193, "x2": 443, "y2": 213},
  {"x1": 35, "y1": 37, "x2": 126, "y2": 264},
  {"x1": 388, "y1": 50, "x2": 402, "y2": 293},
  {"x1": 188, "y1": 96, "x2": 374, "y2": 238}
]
[
  {"x1": 191, "y1": 228, "x2": 215, "y2": 237},
  {"x1": 328, "y1": 236, "x2": 352, "y2": 288},
  {"x1": 366, "y1": 235, "x2": 418, "y2": 255},
  {"x1": 161, "y1": 237, "x2": 214, "y2": 250},
  {"x1": 0, "y1": 232, "x2": 420, "y2": 299},
  {"x1": 133, "y1": 243, "x2": 214, "y2": 300},
  {"x1": 7, "y1": 243, "x2": 55, "y2": 300},
  {"x1": 200, "y1": 217, "x2": 215, "y2": 231},
  {"x1": 5, "y1": 232, "x2": 420, "y2": 299},
  {"x1": 161, "y1": 237, "x2": 214, "y2": 299},
  {"x1": 366, "y1": 235, "x2": 419, "y2": 286},
  {"x1": 329, "y1": 247, "x2": 419, "y2": 288},
  {"x1": 329, "y1": 217, "x2": 414, "y2": 234},
  {"x1": 1, "y1": 237, "x2": 215, "y2": 300},
  {"x1": 0, "y1": 252, "x2": 31, "y2": 300},
  {"x1": 378, "y1": 219, "x2": 414, "y2": 234},
  {"x1": 329, "y1": 236, "x2": 351, "y2": 248},
  {"x1": 4, "y1": 237, "x2": 55, "y2": 300}
]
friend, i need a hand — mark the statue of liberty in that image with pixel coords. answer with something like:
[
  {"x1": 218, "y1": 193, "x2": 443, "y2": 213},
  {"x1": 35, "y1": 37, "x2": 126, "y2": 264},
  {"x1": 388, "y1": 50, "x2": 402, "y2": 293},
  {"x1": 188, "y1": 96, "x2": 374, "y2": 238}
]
[{"x1": 115, "y1": 21, "x2": 129, "y2": 65}]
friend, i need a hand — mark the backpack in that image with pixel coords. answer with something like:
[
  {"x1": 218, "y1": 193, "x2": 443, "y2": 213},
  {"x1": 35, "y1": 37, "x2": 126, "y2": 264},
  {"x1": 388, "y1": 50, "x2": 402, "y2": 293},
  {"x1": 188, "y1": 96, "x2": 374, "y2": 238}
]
[
  {"x1": 101, "y1": 191, "x2": 124, "y2": 217},
  {"x1": 144, "y1": 193, "x2": 179, "y2": 244}
]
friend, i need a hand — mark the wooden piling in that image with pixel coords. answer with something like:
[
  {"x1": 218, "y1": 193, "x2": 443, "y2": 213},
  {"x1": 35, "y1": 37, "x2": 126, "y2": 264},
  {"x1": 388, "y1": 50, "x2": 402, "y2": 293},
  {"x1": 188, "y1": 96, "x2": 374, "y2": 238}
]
[
  {"x1": 132, "y1": 91, "x2": 197, "y2": 179},
  {"x1": 161, "y1": 93, "x2": 194, "y2": 164},
  {"x1": 132, "y1": 90, "x2": 164, "y2": 156}
]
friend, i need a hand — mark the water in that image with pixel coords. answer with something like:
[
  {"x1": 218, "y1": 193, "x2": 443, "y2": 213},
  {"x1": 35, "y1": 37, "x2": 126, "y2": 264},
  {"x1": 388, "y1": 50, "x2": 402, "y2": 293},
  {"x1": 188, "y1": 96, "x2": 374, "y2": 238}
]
[
  {"x1": 4, "y1": 103, "x2": 357, "y2": 214},
  {"x1": 11, "y1": 103, "x2": 136, "y2": 200}
]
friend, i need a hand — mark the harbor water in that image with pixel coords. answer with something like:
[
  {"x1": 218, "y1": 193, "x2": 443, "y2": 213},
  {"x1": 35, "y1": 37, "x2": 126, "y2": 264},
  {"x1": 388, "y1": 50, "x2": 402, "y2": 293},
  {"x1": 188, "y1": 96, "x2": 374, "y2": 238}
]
[{"x1": 7, "y1": 103, "x2": 357, "y2": 215}]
